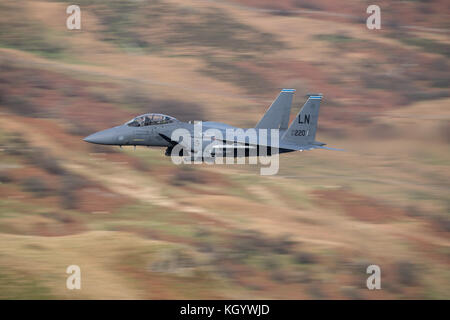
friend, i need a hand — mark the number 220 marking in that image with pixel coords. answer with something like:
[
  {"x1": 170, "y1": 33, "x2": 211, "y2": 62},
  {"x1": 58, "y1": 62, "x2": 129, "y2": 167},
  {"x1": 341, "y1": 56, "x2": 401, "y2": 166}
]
[{"x1": 292, "y1": 130, "x2": 308, "y2": 136}]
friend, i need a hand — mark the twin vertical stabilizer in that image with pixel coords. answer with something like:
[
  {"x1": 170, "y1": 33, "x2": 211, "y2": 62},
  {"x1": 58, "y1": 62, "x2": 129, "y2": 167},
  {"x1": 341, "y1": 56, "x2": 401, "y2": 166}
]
[
  {"x1": 255, "y1": 89, "x2": 295, "y2": 130},
  {"x1": 281, "y1": 94, "x2": 322, "y2": 145}
]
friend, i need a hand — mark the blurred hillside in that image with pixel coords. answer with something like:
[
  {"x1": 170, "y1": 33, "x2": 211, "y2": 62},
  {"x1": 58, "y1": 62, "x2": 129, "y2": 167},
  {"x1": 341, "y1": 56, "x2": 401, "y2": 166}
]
[{"x1": 0, "y1": 0, "x2": 449, "y2": 299}]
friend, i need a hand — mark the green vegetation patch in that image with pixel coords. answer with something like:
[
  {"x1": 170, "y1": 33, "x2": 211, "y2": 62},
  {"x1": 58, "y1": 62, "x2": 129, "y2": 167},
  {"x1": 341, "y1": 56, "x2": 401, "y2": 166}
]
[
  {"x1": 51, "y1": 0, "x2": 283, "y2": 93},
  {"x1": 167, "y1": 8, "x2": 284, "y2": 53},
  {"x1": 199, "y1": 56, "x2": 272, "y2": 94},
  {"x1": 315, "y1": 33, "x2": 359, "y2": 43},
  {"x1": 0, "y1": 265, "x2": 54, "y2": 299},
  {"x1": 397, "y1": 36, "x2": 450, "y2": 58},
  {"x1": 0, "y1": 1, "x2": 65, "y2": 58}
]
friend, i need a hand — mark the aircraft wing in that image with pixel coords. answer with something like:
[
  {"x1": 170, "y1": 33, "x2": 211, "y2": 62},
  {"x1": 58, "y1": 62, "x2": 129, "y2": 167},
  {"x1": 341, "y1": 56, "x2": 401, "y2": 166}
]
[
  {"x1": 160, "y1": 133, "x2": 257, "y2": 154},
  {"x1": 279, "y1": 142, "x2": 345, "y2": 151},
  {"x1": 159, "y1": 133, "x2": 195, "y2": 152},
  {"x1": 209, "y1": 139, "x2": 345, "y2": 152}
]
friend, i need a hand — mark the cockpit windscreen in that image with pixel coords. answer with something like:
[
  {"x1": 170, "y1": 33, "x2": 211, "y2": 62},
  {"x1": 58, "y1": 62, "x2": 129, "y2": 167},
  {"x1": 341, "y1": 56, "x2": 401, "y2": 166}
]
[{"x1": 126, "y1": 114, "x2": 177, "y2": 127}]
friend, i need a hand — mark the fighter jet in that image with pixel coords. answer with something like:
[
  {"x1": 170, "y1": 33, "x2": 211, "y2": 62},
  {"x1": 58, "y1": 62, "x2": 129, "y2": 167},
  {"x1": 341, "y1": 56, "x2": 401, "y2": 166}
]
[{"x1": 83, "y1": 89, "x2": 342, "y2": 159}]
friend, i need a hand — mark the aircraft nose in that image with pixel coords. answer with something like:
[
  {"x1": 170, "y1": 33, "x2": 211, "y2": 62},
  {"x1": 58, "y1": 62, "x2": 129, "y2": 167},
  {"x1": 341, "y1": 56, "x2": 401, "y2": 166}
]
[{"x1": 83, "y1": 128, "x2": 117, "y2": 145}]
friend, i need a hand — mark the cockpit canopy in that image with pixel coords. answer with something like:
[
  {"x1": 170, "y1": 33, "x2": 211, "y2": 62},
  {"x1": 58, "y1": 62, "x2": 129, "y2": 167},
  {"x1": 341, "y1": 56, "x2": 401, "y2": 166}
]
[{"x1": 126, "y1": 113, "x2": 177, "y2": 127}]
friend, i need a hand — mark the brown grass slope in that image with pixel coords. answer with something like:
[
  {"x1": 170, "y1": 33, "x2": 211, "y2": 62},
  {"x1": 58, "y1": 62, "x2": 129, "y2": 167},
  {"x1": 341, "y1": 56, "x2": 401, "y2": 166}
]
[{"x1": 0, "y1": 0, "x2": 449, "y2": 299}]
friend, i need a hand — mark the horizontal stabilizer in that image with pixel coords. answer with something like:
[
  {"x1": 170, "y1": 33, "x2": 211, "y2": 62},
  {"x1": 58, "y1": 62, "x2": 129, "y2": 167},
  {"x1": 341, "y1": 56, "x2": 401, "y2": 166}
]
[
  {"x1": 313, "y1": 146, "x2": 346, "y2": 151},
  {"x1": 279, "y1": 142, "x2": 344, "y2": 152}
]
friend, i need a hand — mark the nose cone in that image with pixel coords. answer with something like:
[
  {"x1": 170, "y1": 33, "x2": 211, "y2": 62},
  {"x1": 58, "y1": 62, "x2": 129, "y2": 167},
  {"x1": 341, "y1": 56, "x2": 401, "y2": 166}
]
[{"x1": 83, "y1": 128, "x2": 118, "y2": 145}]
